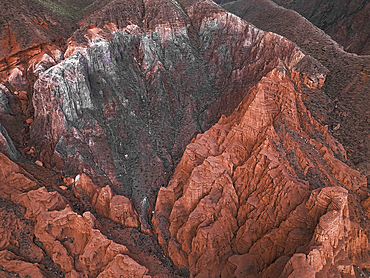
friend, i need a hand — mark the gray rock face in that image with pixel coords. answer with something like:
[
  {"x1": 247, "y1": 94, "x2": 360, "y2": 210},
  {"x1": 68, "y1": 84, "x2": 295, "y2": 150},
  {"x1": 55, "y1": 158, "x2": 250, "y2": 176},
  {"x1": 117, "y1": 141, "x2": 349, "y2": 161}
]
[
  {"x1": 31, "y1": 1, "x2": 326, "y2": 227},
  {"x1": 0, "y1": 85, "x2": 12, "y2": 115},
  {"x1": 0, "y1": 123, "x2": 19, "y2": 161}
]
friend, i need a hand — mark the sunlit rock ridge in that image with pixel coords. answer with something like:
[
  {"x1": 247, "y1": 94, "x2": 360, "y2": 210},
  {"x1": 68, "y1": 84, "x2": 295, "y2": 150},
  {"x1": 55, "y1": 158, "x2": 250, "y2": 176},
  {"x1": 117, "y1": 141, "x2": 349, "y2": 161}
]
[{"x1": 0, "y1": 0, "x2": 369, "y2": 277}]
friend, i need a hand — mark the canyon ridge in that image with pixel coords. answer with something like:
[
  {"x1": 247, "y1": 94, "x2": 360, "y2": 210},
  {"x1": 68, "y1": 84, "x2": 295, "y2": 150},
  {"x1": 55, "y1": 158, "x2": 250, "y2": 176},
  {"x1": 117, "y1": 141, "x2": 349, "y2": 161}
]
[{"x1": 0, "y1": 0, "x2": 370, "y2": 277}]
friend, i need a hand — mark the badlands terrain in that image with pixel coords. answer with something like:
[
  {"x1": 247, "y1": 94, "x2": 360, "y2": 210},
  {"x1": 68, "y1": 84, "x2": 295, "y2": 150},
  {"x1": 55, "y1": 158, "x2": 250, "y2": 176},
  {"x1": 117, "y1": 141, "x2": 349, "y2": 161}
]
[{"x1": 0, "y1": 0, "x2": 370, "y2": 277}]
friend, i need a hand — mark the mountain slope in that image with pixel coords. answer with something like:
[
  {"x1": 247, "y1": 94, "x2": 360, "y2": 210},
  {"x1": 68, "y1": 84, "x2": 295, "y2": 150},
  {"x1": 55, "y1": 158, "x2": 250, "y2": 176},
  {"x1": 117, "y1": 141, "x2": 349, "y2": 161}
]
[
  {"x1": 271, "y1": 0, "x2": 370, "y2": 55},
  {"x1": 0, "y1": 0, "x2": 369, "y2": 277},
  {"x1": 223, "y1": 0, "x2": 370, "y2": 191}
]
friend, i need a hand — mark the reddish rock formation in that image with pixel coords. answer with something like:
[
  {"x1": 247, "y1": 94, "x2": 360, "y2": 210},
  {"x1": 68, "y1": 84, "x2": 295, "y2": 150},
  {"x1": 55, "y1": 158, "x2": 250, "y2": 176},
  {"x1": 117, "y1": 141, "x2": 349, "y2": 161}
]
[
  {"x1": 97, "y1": 254, "x2": 151, "y2": 278},
  {"x1": 0, "y1": 0, "x2": 369, "y2": 277},
  {"x1": 73, "y1": 173, "x2": 140, "y2": 229},
  {"x1": 0, "y1": 250, "x2": 46, "y2": 278},
  {"x1": 223, "y1": 0, "x2": 370, "y2": 201},
  {"x1": 0, "y1": 0, "x2": 77, "y2": 166},
  {"x1": 154, "y1": 65, "x2": 370, "y2": 276},
  {"x1": 30, "y1": 0, "x2": 327, "y2": 234},
  {"x1": 0, "y1": 152, "x2": 154, "y2": 277}
]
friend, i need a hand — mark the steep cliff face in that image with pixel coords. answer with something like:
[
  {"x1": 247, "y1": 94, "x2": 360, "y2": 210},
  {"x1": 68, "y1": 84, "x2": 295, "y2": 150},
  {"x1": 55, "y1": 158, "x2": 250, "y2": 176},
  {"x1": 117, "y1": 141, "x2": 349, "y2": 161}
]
[
  {"x1": 153, "y1": 63, "x2": 370, "y2": 277},
  {"x1": 29, "y1": 0, "x2": 317, "y2": 228},
  {"x1": 223, "y1": 0, "x2": 370, "y2": 199},
  {"x1": 0, "y1": 0, "x2": 78, "y2": 171},
  {"x1": 0, "y1": 0, "x2": 369, "y2": 277}
]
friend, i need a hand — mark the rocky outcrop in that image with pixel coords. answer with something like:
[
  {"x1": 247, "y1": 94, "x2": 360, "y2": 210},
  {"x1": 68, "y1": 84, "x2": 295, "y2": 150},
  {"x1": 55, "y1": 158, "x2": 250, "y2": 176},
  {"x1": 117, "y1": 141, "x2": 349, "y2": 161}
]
[
  {"x1": 0, "y1": 123, "x2": 19, "y2": 161},
  {"x1": 222, "y1": 0, "x2": 370, "y2": 200},
  {"x1": 0, "y1": 0, "x2": 67, "y2": 62},
  {"x1": 0, "y1": 44, "x2": 64, "y2": 164},
  {"x1": 0, "y1": 152, "x2": 153, "y2": 277},
  {"x1": 0, "y1": 0, "x2": 77, "y2": 166},
  {"x1": 0, "y1": 0, "x2": 75, "y2": 89},
  {"x1": 153, "y1": 65, "x2": 370, "y2": 276},
  {"x1": 0, "y1": 0, "x2": 369, "y2": 277},
  {"x1": 30, "y1": 0, "x2": 324, "y2": 233},
  {"x1": 72, "y1": 173, "x2": 140, "y2": 229}
]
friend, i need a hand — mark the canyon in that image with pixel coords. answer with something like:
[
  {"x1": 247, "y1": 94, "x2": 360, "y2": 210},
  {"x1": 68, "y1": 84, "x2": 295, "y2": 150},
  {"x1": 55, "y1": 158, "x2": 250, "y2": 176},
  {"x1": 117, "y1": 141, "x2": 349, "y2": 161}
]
[{"x1": 0, "y1": 0, "x2": 369, "y2": 277}]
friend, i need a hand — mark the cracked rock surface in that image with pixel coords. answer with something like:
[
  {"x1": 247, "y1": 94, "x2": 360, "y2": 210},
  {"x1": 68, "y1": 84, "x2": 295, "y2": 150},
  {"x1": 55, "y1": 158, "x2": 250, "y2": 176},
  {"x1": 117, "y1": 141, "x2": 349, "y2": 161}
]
[{"x1": 0, "y1": 0, "x2": 369, "y2": 277}]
